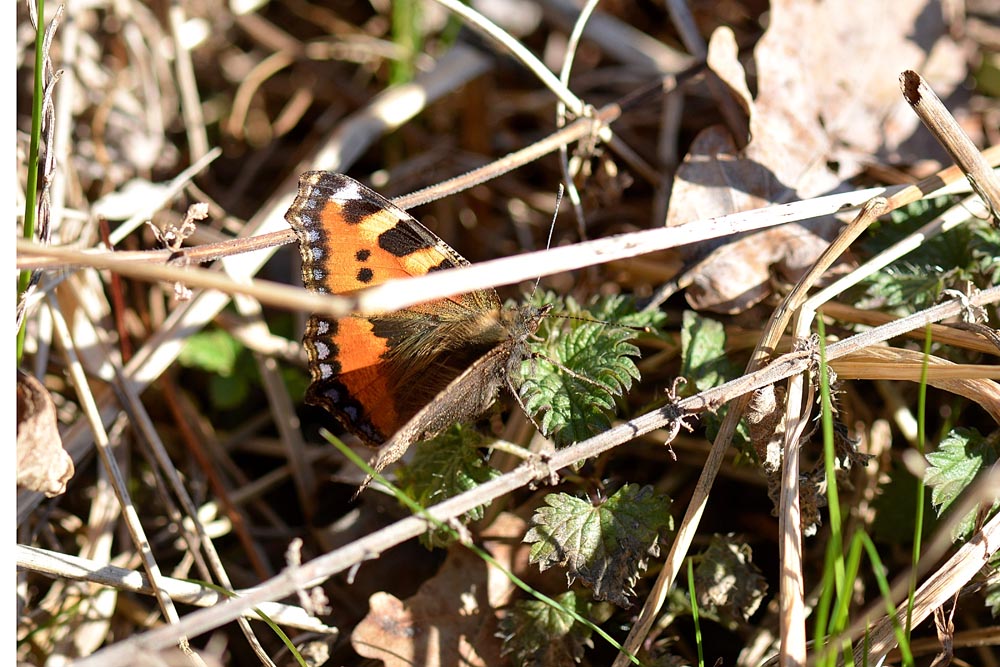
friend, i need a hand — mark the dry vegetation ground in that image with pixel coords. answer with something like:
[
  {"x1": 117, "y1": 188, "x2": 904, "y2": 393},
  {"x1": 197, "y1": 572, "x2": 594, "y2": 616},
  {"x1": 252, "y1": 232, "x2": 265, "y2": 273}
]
[{"x1": 15, "y1": 1, "x2": 1000, "y2": 666}]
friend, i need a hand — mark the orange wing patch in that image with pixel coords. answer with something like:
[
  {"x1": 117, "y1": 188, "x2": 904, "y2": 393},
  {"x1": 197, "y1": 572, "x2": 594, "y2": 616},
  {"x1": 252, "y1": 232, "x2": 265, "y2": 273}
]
[{"x1": 290, "y1": 172, "x2": 463, "y2": 296}]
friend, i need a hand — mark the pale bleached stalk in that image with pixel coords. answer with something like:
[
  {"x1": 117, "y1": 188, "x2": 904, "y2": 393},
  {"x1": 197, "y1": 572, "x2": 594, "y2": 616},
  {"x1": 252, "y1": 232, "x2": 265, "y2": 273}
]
[
  {"x1": 47, "y1": 298, "x2": 201, "y2": 663},
  {"x1": 432, "y1": 0, "x2": 583, "y2": 114},
  {"x1": 17, "y1": 545, "x2": 334, "y2": 633}
]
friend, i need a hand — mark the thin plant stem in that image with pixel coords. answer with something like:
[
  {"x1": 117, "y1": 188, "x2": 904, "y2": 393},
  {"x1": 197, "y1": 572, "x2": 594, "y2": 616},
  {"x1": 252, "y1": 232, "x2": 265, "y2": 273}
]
[
  {"x1": 18, "y1": 0, "x2": 46, "y2": 363},
  {"x1": 906, "y1": 325, "x2": 932, "y2": 638},
  {"x1": 687, "y1": 559, "x2": 705, "y2": 667},
  {"x1": 819, "y1": 316, "x2": 845, "y2": 588}
]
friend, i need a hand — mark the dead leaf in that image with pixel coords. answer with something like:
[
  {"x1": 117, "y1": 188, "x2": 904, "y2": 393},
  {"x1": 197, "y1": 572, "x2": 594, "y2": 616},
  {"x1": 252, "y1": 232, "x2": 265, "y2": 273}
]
[
  {"x1": 352, "y1": 512, "x2": 529, "y2": 667},
  {"x1": 668, "y1": 1, "x2": 964, "y2": 313},
  {"x1": 17, "y1": 370, "x2": 73, "y2": 497}
]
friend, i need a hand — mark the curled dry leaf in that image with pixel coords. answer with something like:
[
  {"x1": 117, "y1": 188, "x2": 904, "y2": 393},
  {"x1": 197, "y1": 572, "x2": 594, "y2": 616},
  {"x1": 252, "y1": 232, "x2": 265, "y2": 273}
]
[
  {"x1": 16, "y1": 370, "x2": 73, "y2": 497},
  {"x1": 669, "y1": 0, "x2": 964, "y2": 313}
]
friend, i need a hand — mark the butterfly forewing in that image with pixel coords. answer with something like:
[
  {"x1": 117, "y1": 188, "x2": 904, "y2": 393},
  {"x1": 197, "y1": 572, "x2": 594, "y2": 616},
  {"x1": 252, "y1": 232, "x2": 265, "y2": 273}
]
[{"x1": 286, "y1": 172, "x2": 512, "y2": 447}]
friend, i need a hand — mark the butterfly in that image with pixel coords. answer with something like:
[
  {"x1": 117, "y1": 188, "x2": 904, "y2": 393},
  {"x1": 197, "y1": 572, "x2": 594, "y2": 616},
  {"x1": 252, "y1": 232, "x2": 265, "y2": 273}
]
[{"x1": 285, "y1": 172, "x2": 550, "y2": 488}]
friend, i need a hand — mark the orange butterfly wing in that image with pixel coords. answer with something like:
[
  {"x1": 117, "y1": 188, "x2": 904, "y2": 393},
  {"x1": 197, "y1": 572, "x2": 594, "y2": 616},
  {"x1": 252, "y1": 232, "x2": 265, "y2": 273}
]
[{"x1": 285, "y1": 172, "x2": 504, "y2": 445}]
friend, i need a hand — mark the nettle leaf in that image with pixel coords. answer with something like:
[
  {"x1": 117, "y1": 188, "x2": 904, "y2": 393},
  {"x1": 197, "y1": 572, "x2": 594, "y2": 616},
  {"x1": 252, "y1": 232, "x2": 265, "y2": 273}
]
[
  {"x1": 856, "y1": 267, "x2": 947, "y2": 312},
  {"x1": 680, "y1": 310, "x2": 733, "y2": 392},
  {"x1": 519, "y1": 293, "x2": 662, "y2": 445},
  {"x1": 679, "y1": 310, "x2": 751, "y2": 449},
  {"x1": 856, "y1": 200, "x2": 1000, "y2": 313},
  {"x1": 524, "y1": 484, "x2": 673, "y2": 606},
  {"x1": 692, "y1": 534, "x2": 768, "y2": 622},
  {"x1": 924, "y1": 428, "x2": 1000, "y2": 541},
  {"x1": 395, "y1": 425, "x2": 500, "y2": 546},
  {"x1": 971, "y1": 224, "x2": 1000, "y2": 284},
  {"x1": 498, "y1": 591, "x2": 593, "y2": 667}
]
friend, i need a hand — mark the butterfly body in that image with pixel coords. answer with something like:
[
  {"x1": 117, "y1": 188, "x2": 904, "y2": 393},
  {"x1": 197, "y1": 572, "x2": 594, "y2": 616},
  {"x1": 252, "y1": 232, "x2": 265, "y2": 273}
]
[{"x1": 285, "y1": 171, "x2": 545, "y2": 478}]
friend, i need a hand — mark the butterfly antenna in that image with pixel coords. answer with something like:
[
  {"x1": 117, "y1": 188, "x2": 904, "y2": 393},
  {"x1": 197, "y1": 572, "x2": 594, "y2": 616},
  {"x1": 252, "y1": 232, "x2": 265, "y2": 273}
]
[
  {"x1": 550, "y1": 312, "x2": 651, "y2": 334},
  {"x1": 529, "y1": 184, "x2": 564, "y2": 301}
]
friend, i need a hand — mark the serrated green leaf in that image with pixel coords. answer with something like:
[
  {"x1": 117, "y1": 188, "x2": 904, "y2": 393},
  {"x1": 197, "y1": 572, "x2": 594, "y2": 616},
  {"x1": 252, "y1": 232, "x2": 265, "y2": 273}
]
[
  {"x1": 179, "y1": 329, "x2": 242, "y2": 375},
  {"x1": 498, "y1": 591, "x2": 593, "y2": 667},
  {"x1": 855, "y1": 201, "x2": 1000, "y2": 314},
  {"x1": 519, "y1": 292, "x2": 661, "y2": 445},
  {"x1": 524, "y1": 484, "x2": 673, "y2": 606},
  {"x1": 857, "y1": 268, "x2": 947, "y2": 312},
  {"x1": 924, "y1": 428, "x2": 1000, "y2": 541},
  {"x1": 395, "y1": 425, "x2": 501, "y2": 547},
  {"x1": 692, "y1": 534, "x2": 768, "y2": 622}
]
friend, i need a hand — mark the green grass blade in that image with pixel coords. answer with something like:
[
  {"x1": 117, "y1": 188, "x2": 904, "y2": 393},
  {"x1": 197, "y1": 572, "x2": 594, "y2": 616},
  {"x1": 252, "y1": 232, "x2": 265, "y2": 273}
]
[
  {"x1": 686, "y1": 559, "x2": 705, "y2": 667},
  {"x1": 906, "y1": 324, "x2": 932, "y2": 639},
  {"x1": 17, "y1": 0, "x2": 47, "y2": 363}
]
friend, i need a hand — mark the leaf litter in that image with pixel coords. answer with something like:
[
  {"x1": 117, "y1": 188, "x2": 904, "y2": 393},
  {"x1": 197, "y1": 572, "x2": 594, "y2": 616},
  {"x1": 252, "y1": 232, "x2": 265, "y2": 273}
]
[{"x1": 15, "y1": 1, "x2": 1000, "y2": 666}]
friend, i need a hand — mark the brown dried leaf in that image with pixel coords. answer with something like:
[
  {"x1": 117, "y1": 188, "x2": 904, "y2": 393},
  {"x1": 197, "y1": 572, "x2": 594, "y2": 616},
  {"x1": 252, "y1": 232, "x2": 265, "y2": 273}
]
[
  {"x1": 16, "y1": 370, "x2": 73, "y2": 497},
  {"x1": 352, "y1": 513, "x2": 528, "y2": 667},
  {"x1": 669, "y1": 0, "x2": 963, "y2": 313}
]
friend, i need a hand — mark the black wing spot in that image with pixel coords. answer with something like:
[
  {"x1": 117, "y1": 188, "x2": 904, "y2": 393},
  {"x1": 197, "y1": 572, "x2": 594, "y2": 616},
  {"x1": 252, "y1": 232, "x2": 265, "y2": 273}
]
[
  {"x1": 379, "y1": 225, "x2": 433, "y2": 257},
  {"x1": 340, "y1": 198, "x2": 384, "y2": 225},
  {"x1": 356, "y1": 249, "x2": 371, "y2": 262},
  {"x1": 357, "y1": 267, "x2": 374, "y2": 284}
]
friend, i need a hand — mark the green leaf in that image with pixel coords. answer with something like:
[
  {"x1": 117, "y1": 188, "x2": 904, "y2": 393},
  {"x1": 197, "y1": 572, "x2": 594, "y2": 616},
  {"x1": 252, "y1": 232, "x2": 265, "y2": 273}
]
[
  {"x1": 692, "y1": 534, "x2": 768, "y2": 622},
  {"x1": 924, "y1": 428, "x2": 1000, "y2": 541},
  {"x1": 677, "y1": 310, "x2": 753, "y2": 450},
  {"x1": 871, "y1": 466, "x2": 937, "y2": 544},
  {"x1": 395, "y1": 425, "x2": 500, "y2": 547},
  {"x1": 985, "y1": 561, "x2": 1000, "y2": 617},
  {"x1": 854, "y1": 199, "x2": 1000, "y2": 314},
  {"x1": 498, "y1": 592, "x2": 593, "y2": 667},
  {"x1": 519, "y1": 293, "x2": 663, "y2": 445},
  {"x1": 680, "y1": 310, "x2": 733, "y2": 391},
  {"x1": 524, "y1": 484, "x2": 673, "y2": 606},
  {"x1": 179, "y1": 329, "x2": 242, "y2": 376},
  {"x1": 208, "y1": 371, "x2": 251, "y2": 411}
]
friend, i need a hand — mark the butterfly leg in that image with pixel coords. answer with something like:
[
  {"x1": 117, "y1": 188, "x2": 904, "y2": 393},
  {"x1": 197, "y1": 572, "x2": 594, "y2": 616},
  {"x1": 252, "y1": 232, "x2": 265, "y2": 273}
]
[
  {"x1": 507, "y1": 374, "x2": 547, "y2": 436},
  {"x1": 527, "y1": 351, "x2": 611, "y2": 391}
]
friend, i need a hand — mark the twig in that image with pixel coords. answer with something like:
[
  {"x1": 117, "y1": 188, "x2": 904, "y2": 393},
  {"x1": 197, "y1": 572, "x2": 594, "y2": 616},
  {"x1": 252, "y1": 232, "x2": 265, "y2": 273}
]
[
  {"x1": 358, "y1": 154, "x2": 994, "y2": 318},
  {"x1": 16, "y1": 239, "x2": 357, "y2": 319},
  {"x1": 17, "y1": 545, "x2": 334, "y2": 633},
  {"x1": 556, "y1": 0, "x2": 601, "y2": 240},
  {"x1": 541, "y1": 0, "x2": 694, "y2": 74},
  {"x1": 107, "y1": 147, "x2": 221, "y2": 246}
]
